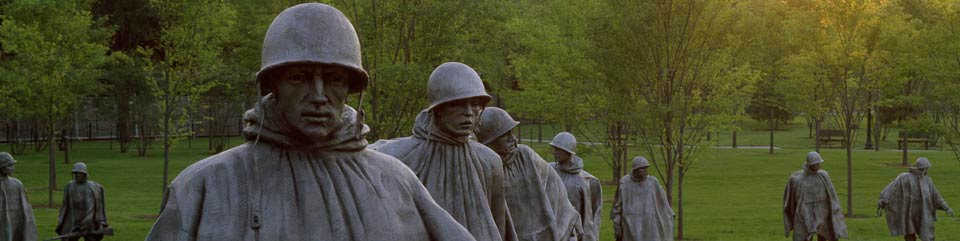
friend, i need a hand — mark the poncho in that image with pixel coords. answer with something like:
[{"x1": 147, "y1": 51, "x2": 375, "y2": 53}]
[
  {"x1": 0, "y1": 177, "x2": 36, "y2": 241},
  {"x1": 370, "y1": 111, "x2": 517, "y2": 241},
  {"x1": 502, "y1": 144, "x2": 581, "y2": 241},
  {"x1": 611, "y1": 174, "x2": 673, "y2": 241},
  {"x1": 550, "y1": 156, "x2": 602, "y2": 241},
  {"x1": 879, "y1": 172, "x2": 952, "y2": 240},
  {"x1": 145, "y1": 98, "x2": 475, "y2": 241},
  {"x1": 783, "y1": 170, "x2": 848, "y2": 241}
]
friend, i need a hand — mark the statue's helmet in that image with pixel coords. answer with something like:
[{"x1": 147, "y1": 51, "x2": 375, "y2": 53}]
[
  {"x1": 72, "y1": 162, "x2": 88, "y2": 174},
  {"x1": 0, "y1": 152, "x2": 15, "y2": 168},
  {"x1": 426, "y1": 62, "x2": 491, "y2": 111},
  {"x1": 805, "y1": 151, "x2": 824, "y2": 167},
  {"x1": 914, "y1": 157, "x2": 931, "y2": 169},
  {"x1": 549, "y1": 132, "x2": 577, "y2": 155},
  {"x1": 256, "y1": 3, "x2": 368, "y2": 95},
  {"x1": 477, "y1": 107, "x2": 519, "y2": 144},
  {"x1": 632, "y1": 156, "x2": 650, "y2": 170}
]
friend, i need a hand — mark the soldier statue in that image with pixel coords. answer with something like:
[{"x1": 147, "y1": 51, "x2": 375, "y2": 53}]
[
  {"x1": 0, "y1": 152, "x2": 37, "y2": 241},
  {"x1": 879, "y1": 157, "x2": 954, "y2": 241},
  {"x1": 145, "y1": 3, "x2": 475, "y2": 240},
  {"x1": 611, "y1": 156, "x2": 673, "y2": 241},
  {"x1": 56, "y1": 162, "x2": 109, "y2": 241},
  {"x1": 476, "y1": 107, "x2": 582, "y2": 241},
  {"x1": 548, "y1": 132, "x2": 602, "y2": 241},
  {"x1": 371, "y1": 62, "x2": 518, "y2": 241},
  {"x1": 783, "y1": 152, "x2": 847, "y2": 241}
]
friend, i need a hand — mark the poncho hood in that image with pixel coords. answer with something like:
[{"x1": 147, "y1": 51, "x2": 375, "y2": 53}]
[
  {"x1": 411, "y1": 110, "x2": 472, "y2": 144},
  {"x1": 242, "y1": 95, "x2": 369, "y2": 151},
  {"x1": 555, "y1": 155, "x2": 585, "y2": 174}
]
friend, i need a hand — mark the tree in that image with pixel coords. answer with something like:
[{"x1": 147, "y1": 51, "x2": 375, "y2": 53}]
[
  {"x1": 336, "y1": 0, "x2": 513, "y2": 140},
  {"x1": 0, "y1": 0, "x2": 110, "y2": 206},
  {"x1": 782, "y1": 0, "x2": 901, "y2": 216},
  {"x1": 593, "y1": 1, "x2": 757, "y2": 239},
  {"x1": 93, "y1": 0, "x2": 161, "y2": 154},
  {"x1": 148, "y1": 0, "x2": 235, "y2": 195}
]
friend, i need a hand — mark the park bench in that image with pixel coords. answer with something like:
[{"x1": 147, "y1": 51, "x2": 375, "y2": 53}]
[
  {"x1": 898, "y1": 131, "x2": 931, "y2": 150},
  {"x1": 817, "y1": 129, "x2": 846, "y2": 148}
]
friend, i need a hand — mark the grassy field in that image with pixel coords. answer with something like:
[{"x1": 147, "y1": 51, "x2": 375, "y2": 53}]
[{"x1": 6, "y1": 118, "x2": 959, "y2": 241}]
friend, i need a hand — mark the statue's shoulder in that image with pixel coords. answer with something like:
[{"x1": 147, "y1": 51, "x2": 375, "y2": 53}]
[
  {"x1": 368, "y1": 136, "x2": 421, "y2": 158},
  {"x1": 788, "y1": 170, "x2": 804, "y2": 179},
  {"x1": 6, "y1": 177, "x2": 24, "y2": 186},
  {"x1": 619, "y1": 175, "x2": 632, "y2": 184},
  {"x1": 358, "y1": 148, "x2": 422, "y2": 181},
  {"x1": 470, "y1": 140, "x2": 499, "y2": 159},
  {"x1": 469, "y1": 140, "x2": 503, "y2": 169},
  {"x1": 172, "y1": 143, "x2": 252, "y2": 186},
  {"x1": 515, "y1": 144, "x2": 539, "y2": 157},
  {"x1": 647, "y1": 175, "x2": 661, "y2": 184},
  {"x1": 817, "y1": 170, "x2": 831, "y2": 178},
  {"x1": 580, "y1": 169, "x2": 600, "y2": 182}
]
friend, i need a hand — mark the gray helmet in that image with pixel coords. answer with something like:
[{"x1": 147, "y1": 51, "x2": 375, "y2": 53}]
[
  {"x1": 426, "y1": 62, "x2": 492, "y2": 111},
  {"x1": 256, "y1": 3, "x2": 369, "y2": 95},
  {"x1": 632, "y1": 156, "x2": 650, "y2": 169},
  {"x1": 72, "y1": 162, "x2": 88, "y2": 174},
  {"x1": 0, "y1": 152, "x2": 15, "y2": 168},
  {"x1": 476, "y1": 107, "x2": 519, "y2": 144},
  {"x1": 549, "y1": 132, "x2": 577, "y2": 155},
  {"x1": 914, "y1": 157, "x2": 931, "y2": 169},
  {"x1": 805, "y1": 151, "x2": 824, "y2": 167}
]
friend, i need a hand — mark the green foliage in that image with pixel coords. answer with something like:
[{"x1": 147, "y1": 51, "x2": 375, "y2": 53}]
[
  {"x1": 0, "y1": 0, "x2": 110, "y2": 120},
  {"x1": 146, "y1": 0, "x2": 237, "y2": 149}
]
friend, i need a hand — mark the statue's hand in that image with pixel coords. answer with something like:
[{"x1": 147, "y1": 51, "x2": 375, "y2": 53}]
[{"x1": 948, "y1": 209, "x2": 955, "y2": 217}]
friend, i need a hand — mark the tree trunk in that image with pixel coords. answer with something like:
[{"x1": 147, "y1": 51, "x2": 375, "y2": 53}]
[
  {"x1": 902, "y1": 131, "x2": 908, "y2": 166},
  {"x1": 769, "y1": 120, "x2": 775, "y2": 154},
  {"x1": 48, "y1": 118, "x2": 56, "y2": 207},
  {"x1": 845, "y1": 128, "x2": 854, "y2": 217},
  {"x1": 118, "y1": 93, "x2": 131, "y2": 153},
  {"x1": 731, "y1": 130, "x2": 737, "y2": 148},
  {"x1": 864, "y1": 109, "x2": 874, "y2": 149},
  {"x1": 163, "y1": 93, "x2": 171, "y2": 197},
  {"x1": 63, "y1": 129, "x2": 70, "y2": 164},
  {"x1": 815, "y1": 118, "x2": 822, "y2": 153},
  {"x1": 677, "y1": 167, "x2": 684, "y2": 240}
]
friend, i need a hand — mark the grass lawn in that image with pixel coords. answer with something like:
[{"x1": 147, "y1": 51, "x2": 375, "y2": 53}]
[{"x1": 6, "y1": 118, "x2": 959, "y2": 240}]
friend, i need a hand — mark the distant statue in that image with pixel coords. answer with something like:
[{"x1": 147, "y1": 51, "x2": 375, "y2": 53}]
[
  {"x1": 371, "y1": 62, "x2": 517, "y2": 241},
  {"x1": 878, "y1": 157, "x2": 954, "y2": 241},
  {"x1": 548, "y1": 132, "x2": 602, "y2": 241},
  {"x1": 476, "y1": 107, "x2": 582, "y2": 241},
  {"x1": 611, "y1": 156, "x2": 673, "y2": 241},
  {"x1": 56, "y1": 162, "x2": 109, "y2": 241},
  {"x1": 0, "y1": 152, "x2": 37, "y2": 241},
  {"x1": 145, "y1": 3, "x2": 475, "y2": 241},
  {"x1": 783, "y1": 152, "x2": 847, "y2": 241}
]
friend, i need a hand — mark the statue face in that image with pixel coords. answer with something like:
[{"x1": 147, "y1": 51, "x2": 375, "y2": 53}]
[
  {"x1": 0, "y1": 165, "x2": 13, "y2": 176},
  {"x1": 632, "y1": 166, "x2": 648, "y2": 181},
  {"x1": 807, "y1": 163, "x2": 821, "y2": 173},
  {"x1": 488, "y1": 129, "x2": 517, "y2": 156},
  {"x1": 272, "y1": 64, "x2": 350, "y2": 138},
  {"x1": 74, "y1": 173, "x2": 87, "y2": 183},
  {"x1": 553, "y1": 147, "x2": 571, "y2": 162},
  {"x1": 433, "y1": 98, "x2": 484, "y2": 137}
]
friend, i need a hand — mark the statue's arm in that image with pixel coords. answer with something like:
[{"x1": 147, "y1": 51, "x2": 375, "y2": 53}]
[
  {"x1": 929, "y1": 179, "x2": 951, "y2": 212},
  {"x1": 145, "y1": 185, "x2": 200, "y2": 241},
  {"x1": 610, "y1": 182, "x2": 623, "y2": 239}
]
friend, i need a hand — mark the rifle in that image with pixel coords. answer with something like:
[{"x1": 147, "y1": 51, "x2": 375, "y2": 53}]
[{"x1": 44, "y1": 227, "x2": 114, "y2": 241}]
